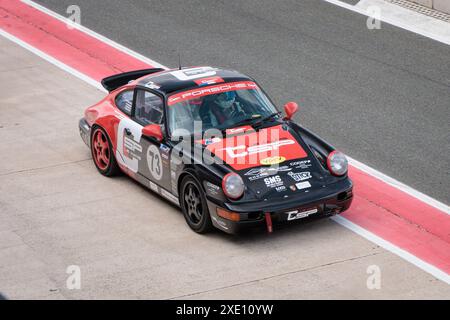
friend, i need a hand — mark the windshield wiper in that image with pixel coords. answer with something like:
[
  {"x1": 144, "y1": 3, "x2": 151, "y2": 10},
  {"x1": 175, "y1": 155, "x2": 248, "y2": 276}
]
[
  {"x1": 224, "y1": 112, "x2": 280, "y2": 132},
  {"x1": 232, "y1": 115, "x2": 262, "y2": 127},
  {"x1": 253, "y1": 112, "x2": 281, "y2": 127}
]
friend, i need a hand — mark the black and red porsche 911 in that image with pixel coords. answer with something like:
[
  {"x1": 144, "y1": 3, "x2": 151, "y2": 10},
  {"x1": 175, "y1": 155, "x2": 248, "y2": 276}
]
[{"x1": 79, "y1": 66, "x2": 353, "y2": 234}]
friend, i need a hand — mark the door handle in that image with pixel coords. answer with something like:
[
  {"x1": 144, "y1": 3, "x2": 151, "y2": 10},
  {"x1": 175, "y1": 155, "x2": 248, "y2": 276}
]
[{"x1": 124, "y1": 128, "x2": 131, "y2": 135}]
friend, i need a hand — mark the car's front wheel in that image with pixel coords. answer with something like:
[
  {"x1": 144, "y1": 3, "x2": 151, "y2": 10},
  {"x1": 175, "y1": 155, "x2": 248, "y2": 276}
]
[
  {"x1": 91, "y1": 126, "x2": 120, "y2": 176},
  {"x1": 180, "y1": 175, "x2": 213, "y2": 234}
]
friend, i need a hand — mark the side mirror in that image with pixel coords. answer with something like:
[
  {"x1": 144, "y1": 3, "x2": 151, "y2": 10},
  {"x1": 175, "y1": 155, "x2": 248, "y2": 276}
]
[
  {"x1": 283, "y1": 102, "x2": 299, "y2": 121},
  {"x1": 142, "y1": 124, "x2": 163, "y2": 142}
]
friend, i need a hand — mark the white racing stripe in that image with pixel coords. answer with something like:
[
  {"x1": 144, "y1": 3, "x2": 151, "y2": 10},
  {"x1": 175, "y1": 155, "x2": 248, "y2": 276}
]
[
  {"x1": 323, "y1": 0, "x2": 450, "y2": 45},
  {"x1": 0, "y1": 0, "x2": 446, "y2": 283}
]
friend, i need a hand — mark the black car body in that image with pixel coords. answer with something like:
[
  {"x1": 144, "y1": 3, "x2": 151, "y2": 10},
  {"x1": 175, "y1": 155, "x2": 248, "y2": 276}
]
[{"x1": 79, "y1": 66, "x2": 353, "y2": 234}]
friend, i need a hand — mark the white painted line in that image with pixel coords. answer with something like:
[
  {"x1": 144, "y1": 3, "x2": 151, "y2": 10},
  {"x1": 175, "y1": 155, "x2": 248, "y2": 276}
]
[
  {"x1": 323, "y1": 0, "x2": 450, "y2": 45},
  {"x1": 3, "y1": 0, "x2": 449, "y2": 282},
  {"x1": 21, "y1": 0, "x2": 168, "y2": 70},
  {"x1": 0, "y1": 29, "x2": 106, "y2": 92},
  {"x1": 332, "y1": 215, "x2": 450, "y2": 284}
]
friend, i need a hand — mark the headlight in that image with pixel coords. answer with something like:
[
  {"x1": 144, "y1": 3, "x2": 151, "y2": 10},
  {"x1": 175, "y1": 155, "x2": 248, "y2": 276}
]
[
  {"x1": 222, "y1": 173, "x2": 244, "y2": 199},
  {"x1": 327, "y1": 151, "x2": 348, "y2": 176}
]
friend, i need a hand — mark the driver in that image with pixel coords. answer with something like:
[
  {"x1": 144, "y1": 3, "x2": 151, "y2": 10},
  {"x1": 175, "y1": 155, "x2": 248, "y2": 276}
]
[{"x1": 210, "y1": 91, "x2": 243, "y2": 125}]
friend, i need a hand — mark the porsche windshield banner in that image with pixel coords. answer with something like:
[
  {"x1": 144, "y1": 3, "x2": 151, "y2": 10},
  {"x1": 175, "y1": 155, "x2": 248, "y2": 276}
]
[{"x1": 168, "y1": 81, "x2": 259, "y2": 106}]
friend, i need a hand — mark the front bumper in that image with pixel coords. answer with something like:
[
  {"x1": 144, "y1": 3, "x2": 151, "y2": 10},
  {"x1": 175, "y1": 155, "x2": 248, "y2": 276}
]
[{"x1": 207, "y1": 180, "x2": 353, "y2": 234}]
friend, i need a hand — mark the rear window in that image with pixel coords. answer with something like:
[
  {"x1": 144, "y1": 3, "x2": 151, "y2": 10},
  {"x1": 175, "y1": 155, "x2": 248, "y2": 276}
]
[{"x1": 115, "y1": 90, "x2": 134, "y2": 115}]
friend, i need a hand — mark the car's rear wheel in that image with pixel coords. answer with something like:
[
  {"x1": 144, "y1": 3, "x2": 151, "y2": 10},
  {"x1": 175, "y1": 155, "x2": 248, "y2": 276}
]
[
  {"x1": 91, "y1": 126, "x2": 120, "y2": 176},
  {"x1": 180, "y1": 176, "x2": 213, "y2": 234}
]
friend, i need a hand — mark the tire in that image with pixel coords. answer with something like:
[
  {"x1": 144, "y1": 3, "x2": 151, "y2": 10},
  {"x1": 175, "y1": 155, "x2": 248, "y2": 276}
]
[
  {"x1": 91, "y1": 126, "x2": 120, "y2": 177},
  {"x1": 180, "y1": 175, "x2": 213, "y2": 234}
]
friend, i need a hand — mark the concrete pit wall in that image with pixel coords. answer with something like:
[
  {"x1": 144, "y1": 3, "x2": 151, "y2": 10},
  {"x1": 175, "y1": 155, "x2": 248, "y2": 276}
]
[{"x1": 409, "y1": 0, "x2": 450, "y2": 15}]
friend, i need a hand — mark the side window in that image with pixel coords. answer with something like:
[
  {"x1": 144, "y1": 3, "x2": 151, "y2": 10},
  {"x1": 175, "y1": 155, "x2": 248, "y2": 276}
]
[
  {"x1": 134, "y1": 90, "x2": 164, "y2": 126},
  {"x1": 115, "y1": 90, "x2": 134, "y2": 115}
]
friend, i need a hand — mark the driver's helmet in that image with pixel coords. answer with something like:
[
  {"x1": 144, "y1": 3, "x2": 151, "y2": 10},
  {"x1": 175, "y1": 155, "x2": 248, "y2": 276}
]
[{"x1": 215, "y1": 91, "x2": 236, "y2": 109}]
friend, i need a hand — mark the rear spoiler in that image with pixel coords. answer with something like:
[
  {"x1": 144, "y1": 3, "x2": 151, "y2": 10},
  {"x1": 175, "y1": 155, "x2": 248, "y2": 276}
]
[{"x1": 101, "y1": 68, "x2": 165, "y2": 92}]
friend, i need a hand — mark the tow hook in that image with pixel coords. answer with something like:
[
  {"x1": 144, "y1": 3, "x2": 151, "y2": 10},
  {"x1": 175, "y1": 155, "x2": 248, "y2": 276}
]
[{"x1": 265, "y1": 212, "x2": 273, "y2": 233}]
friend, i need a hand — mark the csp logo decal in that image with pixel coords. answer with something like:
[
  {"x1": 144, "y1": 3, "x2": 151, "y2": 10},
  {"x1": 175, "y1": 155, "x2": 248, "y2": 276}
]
[{"x1": 219, "y1": 139, "x2": 295, "y2": 159}]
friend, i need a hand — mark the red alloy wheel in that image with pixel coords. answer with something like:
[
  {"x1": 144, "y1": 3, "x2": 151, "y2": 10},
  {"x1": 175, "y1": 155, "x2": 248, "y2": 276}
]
[{"x1": 92, "y1": 129, "x2": 110, "y2": 170}]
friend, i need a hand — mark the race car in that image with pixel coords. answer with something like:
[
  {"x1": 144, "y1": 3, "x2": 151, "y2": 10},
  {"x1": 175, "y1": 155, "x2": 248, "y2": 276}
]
[{"x1": 79, "y1": 66, "x2": 353, "y2": 234}]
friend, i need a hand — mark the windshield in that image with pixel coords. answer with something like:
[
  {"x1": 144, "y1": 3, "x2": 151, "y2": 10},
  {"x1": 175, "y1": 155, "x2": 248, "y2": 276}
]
[{"x1": 167, "y1": 81, "x2": 278, "y2": 136}]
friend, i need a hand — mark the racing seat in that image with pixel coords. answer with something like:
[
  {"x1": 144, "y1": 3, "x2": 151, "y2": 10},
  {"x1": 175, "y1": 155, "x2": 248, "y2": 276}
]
[{"x1": 199, "y1": 97, "x2": 219, "y2": 129}]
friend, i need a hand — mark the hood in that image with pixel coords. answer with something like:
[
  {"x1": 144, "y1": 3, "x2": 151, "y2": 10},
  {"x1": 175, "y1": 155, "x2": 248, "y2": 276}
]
[{"x1": 198, "y1": 124, "x2": 328, "y2": 199}]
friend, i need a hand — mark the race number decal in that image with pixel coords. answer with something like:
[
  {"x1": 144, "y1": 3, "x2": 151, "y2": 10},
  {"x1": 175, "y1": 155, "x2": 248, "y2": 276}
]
[{"x1": 147, "y1": 144, "x2": 163, "y2": 180}]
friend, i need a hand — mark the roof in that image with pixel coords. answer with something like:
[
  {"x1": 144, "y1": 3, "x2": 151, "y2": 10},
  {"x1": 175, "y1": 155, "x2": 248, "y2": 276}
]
[{"x1": 136, "y1": 66, "x2": 253, "y2": 95}]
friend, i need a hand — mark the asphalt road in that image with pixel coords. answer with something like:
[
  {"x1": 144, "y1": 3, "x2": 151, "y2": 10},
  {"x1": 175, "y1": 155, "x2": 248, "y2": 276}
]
[{"x1": 36, "y1": 0, "x2": 450, "y2": 203}]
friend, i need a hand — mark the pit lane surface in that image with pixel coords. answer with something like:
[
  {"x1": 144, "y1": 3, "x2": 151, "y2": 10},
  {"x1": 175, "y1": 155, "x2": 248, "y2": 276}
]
[
  {"x1": 34, "y1": 0, "x2": 450, "y2": 203},
  {"x1": 0, "y1": 27, "x2": 449, "y2": 300},
  {"x1": 0, "y1": 0, "x2": 448, "y2": 300}
]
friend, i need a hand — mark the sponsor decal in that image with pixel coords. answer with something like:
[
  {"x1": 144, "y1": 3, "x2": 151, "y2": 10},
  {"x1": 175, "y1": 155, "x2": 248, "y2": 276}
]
[
  {"x1": 160, "y1": 143, "x2": 170, "y2": 160},
  {"x1": 114, "y1": 110, "x2": 126, "y2": 119},
  {"x1": 143, "y1": 80, "x2": 160, "y2": 89},
  {"x1": 275, "y1": 185, "x2": 286, "y2": 192},
  {"x1": 170, "y1": 170, "x2": 177, "y2": 194},
  {"x1": 287, "y1": 208, "x2": 318, "y2": 221},
  {"x1": 194, "y1": 76, "x2": 224, "y2": 86},
  {"x1": 289, "y1": 159, "x2": 312, "y2": 169},
  {"x1": 205, "y1": 181, "x2": 221, "y2": 196},
  {"x1": 124, "y1": 136, "x2": 142, "y2": 160},
  {"x1": 245, "y1": 165, "x2": 291, "y2": 181},
  {"x1": 204, "y1": 137, "x2": 222, "y2": 145},
  {"x1": 168, "y1": 81, "x2": 258, "y2": 105},
  {"x1": 147, "y1": 144, "x2": 163, "y2": 180},
  {"x1": 149, "y1": 181, "x2": 159, "y2": 192},
  {"x1": 225, "y1": 126, "x2": 254, "y2": 136},
  {"x1": 160, "y1": 144, "x2": 170, "y2": 152},
  {"x1": 295, "y1": 181, "x2": 311, "y2": 190},
  {"x1": 161, "y1": 189, "x2": 179, "y2": 204},
  {"x1": 122, "y1": 101, "x2": 132, "y2": 114},
  {"x1": 287, "y1": 171, "x2": 312, "y2": 182},
  {"x1": 170, "y1": 67, "x2": 218, "y2": 81},
  {"x1": 245, "y1": 166, "x2": 289, "y2": 176},
  {"x1": 212, "y1": 216, "x2": 229, "y2": 230},
  {"x1": 221, "y1": 139, "x2": 295, "y2": 159},
  {"x1": 264, "y1": 175, "x2": 284, "y2": 189},
  {"x1": 260, "y1": 156, "x2": 286, "y2": 165}
]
